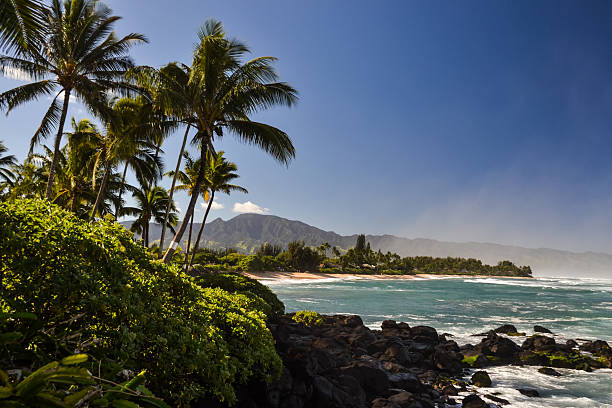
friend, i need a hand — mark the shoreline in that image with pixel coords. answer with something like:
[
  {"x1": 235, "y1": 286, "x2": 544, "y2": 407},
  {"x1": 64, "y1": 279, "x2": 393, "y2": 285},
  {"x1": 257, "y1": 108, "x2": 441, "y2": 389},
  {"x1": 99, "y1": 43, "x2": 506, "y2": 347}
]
[{"x1": 243, "y1": 271, "x2": 531, "y2": 281}]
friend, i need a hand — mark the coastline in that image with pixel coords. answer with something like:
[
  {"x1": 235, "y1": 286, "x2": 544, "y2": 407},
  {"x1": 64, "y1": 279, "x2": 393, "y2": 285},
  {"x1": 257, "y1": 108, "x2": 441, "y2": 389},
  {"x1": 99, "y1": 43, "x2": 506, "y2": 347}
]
[{"x1": 242, "y1": 271, "x2": 531, "y2": 281}]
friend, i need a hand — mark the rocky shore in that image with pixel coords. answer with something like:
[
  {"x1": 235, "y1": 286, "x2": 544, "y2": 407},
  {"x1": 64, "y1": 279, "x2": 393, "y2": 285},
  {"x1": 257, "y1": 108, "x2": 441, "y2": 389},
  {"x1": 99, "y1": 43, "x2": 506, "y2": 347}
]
[{"x1": 232, "y1": 314, "x2": 612, "y2": 408}]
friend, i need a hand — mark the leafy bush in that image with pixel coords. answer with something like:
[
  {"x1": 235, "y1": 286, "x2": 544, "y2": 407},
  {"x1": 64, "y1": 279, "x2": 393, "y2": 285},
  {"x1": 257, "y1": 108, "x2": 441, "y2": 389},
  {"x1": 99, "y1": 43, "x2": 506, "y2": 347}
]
[
  {"x1": 0, "y1": 199, "x2": 281, "y2": 405},
  {"x1": 292, "y1": 310, "x2": 323, "y2": 327},
  {"x1": 193, "y1": 272, "x2": 285, "y2": 318},
  {"x1": 0, "y1": 352, "x2": 168, "y2": 408}
]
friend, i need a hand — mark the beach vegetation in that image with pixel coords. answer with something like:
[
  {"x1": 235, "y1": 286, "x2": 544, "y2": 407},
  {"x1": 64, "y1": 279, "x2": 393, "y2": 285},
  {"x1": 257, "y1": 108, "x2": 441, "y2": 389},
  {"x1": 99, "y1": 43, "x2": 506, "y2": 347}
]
[
  {"x1": 0, "y1": 198, "x2": 282, "y2": 405},
  {"x1": 292, "y1": 310, "x2": 324, "y2": 327}
]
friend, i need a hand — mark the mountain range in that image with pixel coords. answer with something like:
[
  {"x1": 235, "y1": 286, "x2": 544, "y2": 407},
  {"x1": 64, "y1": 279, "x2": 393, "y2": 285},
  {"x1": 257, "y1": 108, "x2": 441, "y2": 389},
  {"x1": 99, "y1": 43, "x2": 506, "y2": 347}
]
[{"x1": 124, "y1": 214, "x2": 612, "y2": 278}]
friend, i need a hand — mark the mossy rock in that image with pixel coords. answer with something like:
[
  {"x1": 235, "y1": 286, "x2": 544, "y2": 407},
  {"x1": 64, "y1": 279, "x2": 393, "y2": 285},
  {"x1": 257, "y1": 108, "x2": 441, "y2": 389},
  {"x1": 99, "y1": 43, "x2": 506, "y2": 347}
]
[
  {"x1": 471, "y1": 371, "x2": 492, "y2": 387},
  {"x1": 462, "y1": 353, "x2": 489, "y2": 368}
]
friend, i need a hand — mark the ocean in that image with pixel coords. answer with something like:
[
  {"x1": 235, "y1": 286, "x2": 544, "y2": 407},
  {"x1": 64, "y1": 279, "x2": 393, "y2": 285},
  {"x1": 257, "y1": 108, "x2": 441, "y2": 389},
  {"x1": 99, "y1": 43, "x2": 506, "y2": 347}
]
[{"x1": 265, "y1": 276, "x2": 612, "y2": 407}]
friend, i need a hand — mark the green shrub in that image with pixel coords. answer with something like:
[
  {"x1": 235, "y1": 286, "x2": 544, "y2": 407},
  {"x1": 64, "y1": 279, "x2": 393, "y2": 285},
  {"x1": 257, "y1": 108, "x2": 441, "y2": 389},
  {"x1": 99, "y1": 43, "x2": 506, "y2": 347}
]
[
  {"x1": 193, "y1": 272, "x2": 285, "y2": 318},
  {"x1": 292, "y1": 310, "x2": 323, "y2": 327},
  {"x1": 0, "y1": 199, "x2": 280, "y2": 406},
  {"x1": 0, "y1": 352, "x2": 169, "y2": 408}
]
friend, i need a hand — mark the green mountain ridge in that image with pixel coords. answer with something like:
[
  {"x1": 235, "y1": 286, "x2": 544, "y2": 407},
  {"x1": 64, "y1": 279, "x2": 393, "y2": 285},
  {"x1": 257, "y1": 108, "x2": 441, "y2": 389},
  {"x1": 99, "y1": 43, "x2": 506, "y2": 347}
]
[{"x1": 123, "y1": 214, "x2": 612, "y2": 277}]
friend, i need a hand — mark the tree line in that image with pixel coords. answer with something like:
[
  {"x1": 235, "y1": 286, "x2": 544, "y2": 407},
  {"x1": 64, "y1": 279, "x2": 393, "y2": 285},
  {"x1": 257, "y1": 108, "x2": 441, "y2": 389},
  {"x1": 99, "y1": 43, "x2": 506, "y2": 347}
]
[{"x1": 187, "y1": 235, "x2": 533, "y2": 277}]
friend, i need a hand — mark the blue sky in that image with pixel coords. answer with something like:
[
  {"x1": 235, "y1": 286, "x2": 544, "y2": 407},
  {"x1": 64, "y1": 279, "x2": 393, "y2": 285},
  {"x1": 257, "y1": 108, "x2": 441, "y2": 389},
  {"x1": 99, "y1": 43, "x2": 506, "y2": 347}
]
[{"x1": 2, "y1": 0, "x2": 612, "y2": 253}]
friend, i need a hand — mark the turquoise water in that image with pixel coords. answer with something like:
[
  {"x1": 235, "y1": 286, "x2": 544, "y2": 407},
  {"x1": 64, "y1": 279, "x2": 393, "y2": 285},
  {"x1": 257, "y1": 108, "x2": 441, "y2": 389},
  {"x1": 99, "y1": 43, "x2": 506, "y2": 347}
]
[{"x1": 266, "y1": 276, "x2": 612, "y2": 407}]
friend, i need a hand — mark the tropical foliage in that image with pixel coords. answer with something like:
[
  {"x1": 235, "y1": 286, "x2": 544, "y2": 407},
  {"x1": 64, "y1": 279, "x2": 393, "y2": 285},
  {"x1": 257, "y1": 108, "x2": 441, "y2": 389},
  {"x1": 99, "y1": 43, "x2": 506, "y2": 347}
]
[
  {"x1": 0, "y1": 198, "x2": 282, "y2": 406},
  {"x1": 0, "y1": 0, "x2": 147, "y2": 199},
  {"x1": 129, "y1": 19, "x2": 297, "y2": 263}
]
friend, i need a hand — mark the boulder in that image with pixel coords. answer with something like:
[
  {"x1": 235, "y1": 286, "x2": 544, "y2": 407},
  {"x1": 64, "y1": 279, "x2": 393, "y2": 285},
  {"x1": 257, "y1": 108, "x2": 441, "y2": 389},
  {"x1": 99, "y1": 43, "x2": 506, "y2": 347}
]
[
  {"x1": 462, "y1": 394, "x2": 488, "y2": 408},
  {"x1": 494, "y1": 324, "x2": 518, "y2": 334},
  {"x1": 579, "y1": 340, "x2": 611, "y2": 354},
  {"x1": 471, "y1": 371, "x2": 492, "y2": 387},
  {"x1": 538, "y1": 367, "x2": 561, "y2": 376},
  {"x1": 476, "y1": 332, "x2": 520, "y2": 360},
  {"x1": 518, "y1": 388, "x2": 540, "y2": 397},
  {"x1": 387, "y1": 391, "x2": 414, "y2": 407},
  {"x1": 566, "y1": 339, "x2": 578, "y2": 348},
  {"x1": 387, "y1": 372, "x2": 424, "y2": 393},
  {"x1": 533, "y1": 325, "x2": 552, "y2": 334},
  {"x1": 339, "y1": 361, "x2": 389, "y2": 396},
  {"x1": 410, "y1": 326, "x2": 439, "y2": 345},
  {"x1": 434, "y1": 348, "x2": 463, "y2": 374},
  {"x1": 371, "y1": 398, "x2": 399, "y2": 408},
  {"x1": 521, "y1": 335, "x2": 556, "y2": 351},
  {"x1": 484, "y1": 394, "x2": 509, "y2": 405}
]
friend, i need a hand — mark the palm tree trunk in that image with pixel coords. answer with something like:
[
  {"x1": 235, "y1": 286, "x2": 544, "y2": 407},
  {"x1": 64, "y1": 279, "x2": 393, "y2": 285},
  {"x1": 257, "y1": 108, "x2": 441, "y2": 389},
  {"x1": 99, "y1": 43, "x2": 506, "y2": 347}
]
[
  {"x1": 45, "y1": 89, "x2": 71, "y2": 200},
  {"x1": 90, "y1": 162, "x2": 111, "y2": 220},
  {"x1": 188, "y1": 190, "x2": 214, "y2": 269},
  {"x1": 184, "y1": 212, "x2": 194, "y2": 271},
  {"x1": 162, "y1": 137, "x2": 207, "y2": 264},
  {"x1": 144, "y1": 217, "x2": 150, "y2": 247},
  {"x1": 159, "y1": 124, "x2": 190, "y2": 257},
  {"x1": 115, "y1": 162, "x2": 129, "y2": 216}
]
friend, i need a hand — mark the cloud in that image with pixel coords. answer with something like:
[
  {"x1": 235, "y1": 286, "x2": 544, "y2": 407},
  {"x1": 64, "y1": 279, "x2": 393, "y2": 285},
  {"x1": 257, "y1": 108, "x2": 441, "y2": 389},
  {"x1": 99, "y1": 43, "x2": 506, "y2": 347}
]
[
  {"x1": 233, "y1": 201, "x2": 269, "y2": 214},
  {"x1": 201, "y1": 201, "x2": 224, "y2": 210}
]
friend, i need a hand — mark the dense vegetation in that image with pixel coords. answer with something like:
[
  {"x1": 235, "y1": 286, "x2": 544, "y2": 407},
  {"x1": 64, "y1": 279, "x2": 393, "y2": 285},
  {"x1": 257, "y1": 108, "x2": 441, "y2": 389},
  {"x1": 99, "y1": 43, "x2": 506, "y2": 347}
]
[
  {"x1": 0, "y1": 0, "x2": 296, "y2": 267},
  {"x1": 185, "y1": 235, "x2": 533, "y2": 277},
  {"x1": 0, "y1": 199, "x2": 284, "y2": 406}
]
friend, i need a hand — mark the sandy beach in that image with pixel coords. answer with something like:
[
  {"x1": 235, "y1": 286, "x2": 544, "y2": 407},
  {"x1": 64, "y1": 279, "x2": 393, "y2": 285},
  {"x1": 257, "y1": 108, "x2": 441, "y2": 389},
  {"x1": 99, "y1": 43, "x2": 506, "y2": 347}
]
[{"x1": 242, "y1": 271, "x2": 518, "y2": 281}]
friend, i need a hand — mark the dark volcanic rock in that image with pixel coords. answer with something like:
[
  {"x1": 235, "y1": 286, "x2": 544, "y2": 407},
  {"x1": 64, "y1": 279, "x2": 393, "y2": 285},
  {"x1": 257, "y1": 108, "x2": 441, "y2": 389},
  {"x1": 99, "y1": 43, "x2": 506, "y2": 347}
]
[
  {"x1": 521, "y1": 335, "x2": 556, "y2": 352},
  {"x1": 471, "y1": 371, "x2": 492, "y2": 387},
  {"x1": 410, "y1": 326, "x2": 439, "y2": 345},
  {"x1": 475, "y1": 332, "x2": 521, "y2": 361},
  {"x1": 518, "y1": 388, "x2": 540, "y2": 397},
  {"x1": 485, "y1": 394, "x2": 510, "y2": 405},
  {"x1": 533, "y1": 325, "x2": 552, "y2": 334},
  {"x1": 538, "y1": 367, "x2": 562, "y2": 376},
  {"x1": 340, "y1": 360, "x2": 389, "y2": 397},
  {"x1": 241, "y1": 317, "x2": 605, "y2": 408},
  {"x1": 462, "y1": 394, "x2": 488, "y2": 407},
  {"x1": 494, "y1": 324, "x2": 518, "y2": 334}
]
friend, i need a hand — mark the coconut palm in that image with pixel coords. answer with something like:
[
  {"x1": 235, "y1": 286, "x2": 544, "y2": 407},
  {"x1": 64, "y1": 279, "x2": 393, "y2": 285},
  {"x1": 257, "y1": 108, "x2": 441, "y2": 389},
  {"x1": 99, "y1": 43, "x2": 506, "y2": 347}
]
[
  {"x1": 127, "y1": 62, "x2": 197, "y2": 257},
  {"x1": 188, "y1": 150, "x2": 247, "y2": 269},
  {"x1": 153, "y1": 19, "x2": 297, "y2": 263},
  {"x1": 56, "y1": 118, "x2": 106, "y2": 214},
  {"x1": 120, "y1": 183, "x2": 178, "y2": 247},
  {"x1": 90, "y1": 98, "x2": 162, "y2": 219},
  {"x1": 111, "y1": 97, "x2": 171, "y2": 215},
  {"x1": 0, "y1": 0, "x2": 146, "y2": 199},
  {"x1": 0, "y1": 0, "x2": 44, "y2": 53},
  {"x1": 165, "y1": 150, "x2": 206, "y2": 266},
  {"x1": 0, "y1": 140, "x2": 16, "y2": 185}
]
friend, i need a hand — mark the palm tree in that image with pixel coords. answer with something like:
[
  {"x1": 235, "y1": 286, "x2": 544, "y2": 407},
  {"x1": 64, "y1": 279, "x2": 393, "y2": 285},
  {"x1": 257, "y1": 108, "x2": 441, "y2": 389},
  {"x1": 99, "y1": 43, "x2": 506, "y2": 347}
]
[
  {"x1": 56, "y1": 118, "x2": 104, "y2": 214},
  {"x1": 127, "y1": 62, "x2": 197, "y2": 257},
  {"x1": 0, "y1": 0, "x2": 146, "y2": 199},
  {"x1": 0, "y1": 140, "x2": 16, "y2": 185},
  {"x1": 90, "y1": 98, "x2": 162, "y2": 219},
  {"x1": 120, "y1": 184, "x2": 178, "y2": 248},
  {"x1": 165, "y1": 151, "x2": 206, "y2": 267},
  {"x1": 188, "y1": 150, "x2": 247, "y2": 269},
  {"x1": 157, "y1": 19, "x2": 297, "y2": 263},
  {"x1": 0, "y1": 0, "x2": 44, "y2": 53},
  {"x1": 111, "y1": 97, "x2": 170, "y2": 215}
]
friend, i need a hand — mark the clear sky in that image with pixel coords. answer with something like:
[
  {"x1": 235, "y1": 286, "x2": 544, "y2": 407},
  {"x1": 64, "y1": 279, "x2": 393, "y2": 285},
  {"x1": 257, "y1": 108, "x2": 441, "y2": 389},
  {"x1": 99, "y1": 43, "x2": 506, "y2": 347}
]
[{"x1": 1, "y1": 0, "x2": 612, "y2": 253}]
